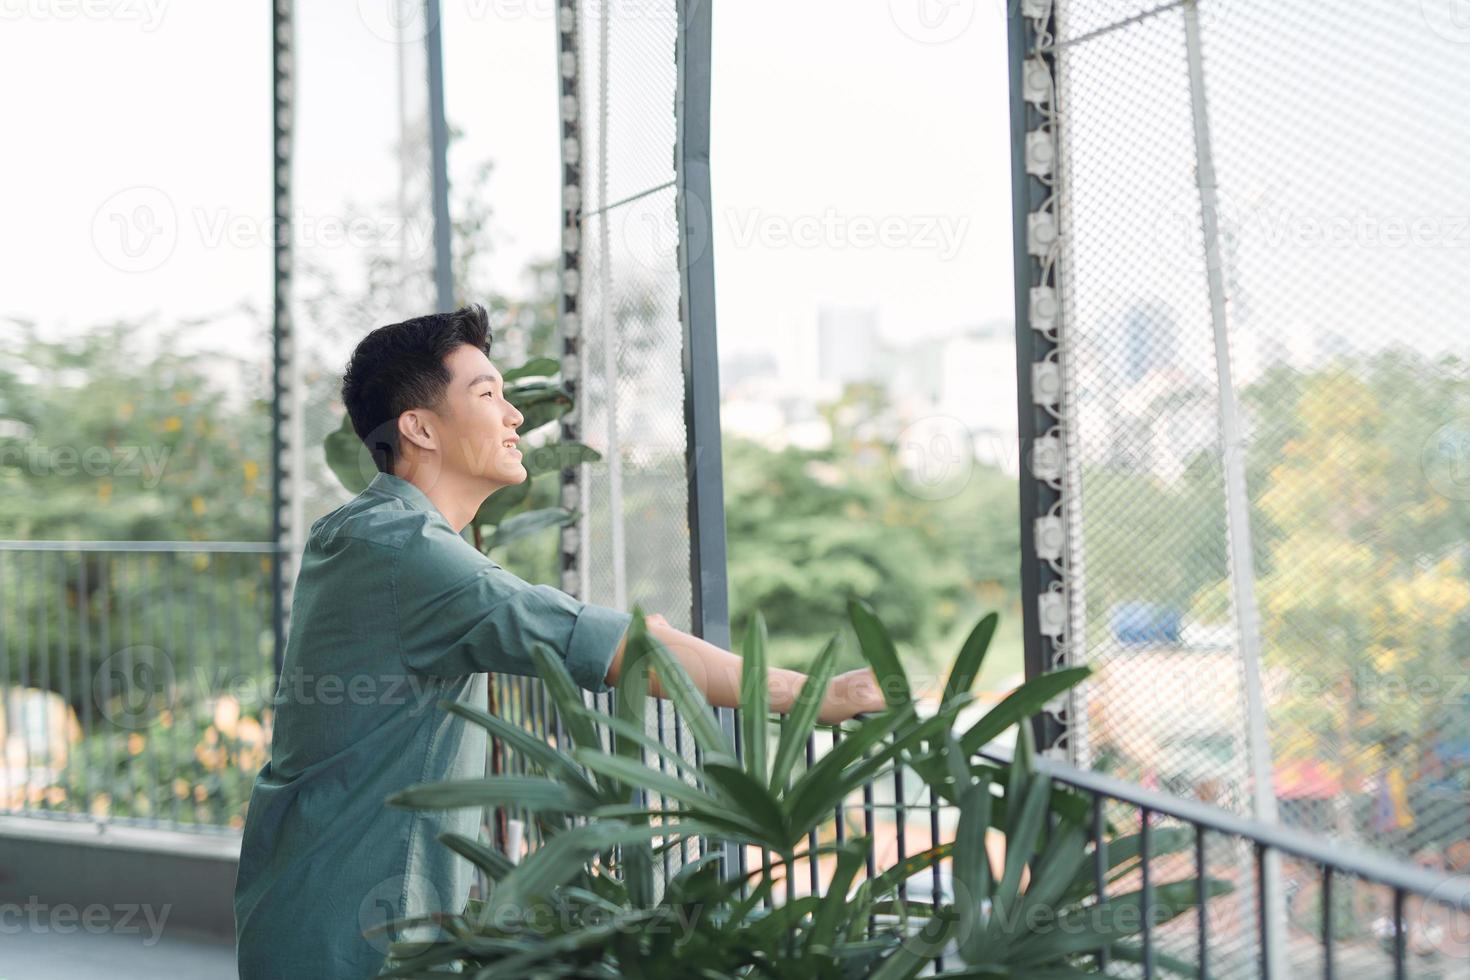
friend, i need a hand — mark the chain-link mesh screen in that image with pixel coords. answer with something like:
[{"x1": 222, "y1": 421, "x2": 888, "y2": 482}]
[
  {"x1": 1050, "y1": 0, "x2": 1470, "y2": 943},
  {"x1": 565, "y1": 0, "x2": 700, "y2": 896}
]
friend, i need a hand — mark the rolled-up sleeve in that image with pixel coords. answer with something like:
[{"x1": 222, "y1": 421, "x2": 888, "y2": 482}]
[{"x1": 392, "y1": 518, "x2": 632, "y2": 692}]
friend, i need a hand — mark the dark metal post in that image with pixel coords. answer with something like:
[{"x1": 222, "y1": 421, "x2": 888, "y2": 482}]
[
  {"x1": 676, "y1": 0, "x2": 729, "y2": 655},
  {"x1": 270, "y1": 0, "x2": 294, "y2": 681},
  {"x1": 1007, "y1": 0, "x2": 1065, "y2": 749},
  {"x1": 676, "y1": 0, "x2": 736, "y2": 882},
  {"x1": 425, "y1": 0, "x2": 454, "y2": 311}
]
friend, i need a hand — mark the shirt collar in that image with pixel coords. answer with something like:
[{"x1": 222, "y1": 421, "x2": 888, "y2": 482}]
[{"x1": 367, "y1": 471, "x2": 440, "y2": 515}]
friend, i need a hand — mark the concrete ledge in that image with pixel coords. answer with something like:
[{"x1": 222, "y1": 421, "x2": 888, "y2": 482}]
[{"x1": 0, "y1": 816, "x2": 241, "y2": 943}]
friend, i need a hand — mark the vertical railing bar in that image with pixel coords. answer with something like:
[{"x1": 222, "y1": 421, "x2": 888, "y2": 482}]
[
  {"x1": 1321, "y1": 866, "x2": 1334, "y2": 980},
  {"x1": 19, "y1": 552, "x2": 31, "y2": 810},
  {"x1": 1392, "y1": 887, "x2": 1405, "y2": 980},
  {"x1": 1140, "y1": 806, "x2": 1154, "y2": 979},
  {"x1": 863, "y1": 738, "x2": 877, "y2": 937},
  {"x1": 806, "y1": 732, "x2": 819, "y2": 897},
  {"x1": 37, "y1": 551, "x2": 51, "y2": 815},
  {"x1": 1093, "y1": 792, "x2": 1108, "y2": 970},
  {"x1": 731, "y1": 708, "x2": 748, "y2": 899},
  {"x1": 894, "y1": 755, "x2": 907, "y2": 905},
  {"x1": 225, "y1": 553, "x2": 246, "y2": 829},
  {"x1": 673, "y1": 705, "x2": 690, "y2": 867},
  {"x1": 120, "y1": 554, "x2": 133, "y2": 820},
  {"x1": 97, "y1": 554, "x2": 112, "y2": 824},
  {"x1": 1256, "y1": 842, "x2": 1269, "y2": 980},
  {"x1": 77, "y1": 551, "x2": 92, "y2": 819},
  {"x1": 56, "y1": 550, "x2": 74, "y2": 816},
  {"x1": 929, "y1": 770, "x2": 944, "y2": 973},
  {"x1": 1196, "y1": 823, "x2": 1208, "y2": 979},
  {"x1": 0, "y1": 552, "x2": 11, "y2": 811},
  {"x1": 832, "y1": 725, "x2": 847, "y2": 846},
  {"x1": 656, "y1": 695, "x2": 671, "y2": 889},
  {"x1": 164, "y1": 551, "x2": 180, "y2": 825},
  {"x1": 185, "y1": 549, "x2": 203, "y2": 826},
  {"x1": 141, "y1": 554, "x2": 159, "y2": 822}
]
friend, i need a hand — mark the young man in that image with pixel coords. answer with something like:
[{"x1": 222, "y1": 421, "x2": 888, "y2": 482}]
[{"x1": 233, "y1": 305, "x2": 884, "y2": 978}]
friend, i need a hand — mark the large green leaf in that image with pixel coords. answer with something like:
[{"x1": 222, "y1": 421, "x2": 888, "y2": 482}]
[
  {"x1": 643, "y1": 630, "x2": 736, "y2": 764},
  {"x1": 953, "y1": 776, "x2": 994, "y2": 962},
  {"x1": 847, "y1": 596, "x2": 911, "y2": 708},
  {"x1": 770, "y1": 632, "x2": 840, "y2": 794},
  {"x1": 502, "y1": 357, "x2": 560, "y2": 382},
  {"x1": 984, "y1": 769, "x2": 1051, "y2": 954},
  {"x1": 436, "y1": 830, "x2": 516, "y2": 881},
  {"x1": 521, "y1": 440, "x2": 602, "y2": 478},
  {"x1": 386, "y1": 776, "x2": 590, "y2": 813},
  {"x1": 482, "y1": 507, "x2": 577, "y2": 552},
  {"x1": 506, "y1": 380, "x2": 573, "y2": 435},
  {"x1": 476, "y1": 820, "x2": 677, "y2": 927},
  {"x1": 739, "y1": 611, "x2": 771, "y2": 784},
  {"x1": 784, "y1": 705, "x2": 914, "y2": 833},
  {"x1": 802, "y1": 838, "x2": 869, "y2": 960},
  {"x1": 701, "y1": 761, "x2": 788, "y2": 846},
  {"x1": 571, "y1": 750, "x2": 745, "y2": 829},
  {"x1": 612, "y1": 608, "x2": 655, "y2": 907},
  {"x1": 528, "y1": 643, "x2": 605, "y2": 757},
  {"x1": 943, "y1": 611, "x2": 999, "y2": 707},
  {"x1": 324, "y1": 412, "x2": 374, "y2": 494},
  {"x1": 473, "y1": 478, "x2": 531, "y2": 528},
  {"x1": 959, "y1": 667, "x2": 1091, "y2": 756},
  {"x1": 438, "y1": 698, "x2": 597, "y2": 801},
  {"x1": 1005, "y1": 878, "x2": 1231, "y2": 967}
]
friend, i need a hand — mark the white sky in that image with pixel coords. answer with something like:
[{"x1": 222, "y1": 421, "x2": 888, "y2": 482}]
[{"x1": 0, "y1": 0, "x2": 1016, "y2": 366}]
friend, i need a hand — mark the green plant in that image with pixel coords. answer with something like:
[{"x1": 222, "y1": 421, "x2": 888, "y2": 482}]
[
  {"x1": 375, "y1": 602, "x2": 1227, "y2": 977},
  {"x1": 323, "y1": 354, "x2": 602, "y2": 553}
]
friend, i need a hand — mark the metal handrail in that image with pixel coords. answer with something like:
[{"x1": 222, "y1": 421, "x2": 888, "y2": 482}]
[{"x1": 0, "y1": 540, "x2": 282, "y2": 553}]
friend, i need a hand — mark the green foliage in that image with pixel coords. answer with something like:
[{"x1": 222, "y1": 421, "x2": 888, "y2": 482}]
[
  {"x1": 721, "y1": 435, "x2": 1022, "y2": 682},
  {"x1": 376, "y1": 604, "x2": 1226, "y2": 977},
  {"x1": 36, "y1": 687, "x2": 271, "y2": 828},
  {"x1": 0, "y1": 319, "x2": 272, "y2": 541}
]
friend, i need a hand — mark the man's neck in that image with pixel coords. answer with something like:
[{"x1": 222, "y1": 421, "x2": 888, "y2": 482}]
[{"x1": 395, "y1": 466, "x2": 492, "y2": 533}]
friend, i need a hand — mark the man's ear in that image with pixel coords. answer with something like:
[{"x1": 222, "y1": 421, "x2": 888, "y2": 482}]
[{"x1": 397, "y1": 409, "x2": 438, "y2": 455}]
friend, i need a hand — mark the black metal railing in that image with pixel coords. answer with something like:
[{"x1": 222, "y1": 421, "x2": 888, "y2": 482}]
[
  {"x1": 0, "y1": 540, "x2": 280, "y2": 833},
  {"x1": 483, "y1": 680, "x2": 1470, "y2": 976}
]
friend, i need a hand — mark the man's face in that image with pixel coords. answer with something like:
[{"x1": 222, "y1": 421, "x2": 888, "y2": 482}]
[{"x1": 420, "y1": 344, "x2": 526, "y2": 488}]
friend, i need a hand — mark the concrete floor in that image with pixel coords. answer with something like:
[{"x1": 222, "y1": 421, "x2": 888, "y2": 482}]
[{"x1": 2, "y1": 925, "x2": 236, "y2": 979}]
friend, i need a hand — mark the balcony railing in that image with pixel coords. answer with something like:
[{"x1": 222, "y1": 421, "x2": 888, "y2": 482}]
[
  {"x1": 6, "y1": 544, "x2": 1469, "y2": 975},
  {"x1": 0, "y1": 540, "x2": 279, "y2": 834}
]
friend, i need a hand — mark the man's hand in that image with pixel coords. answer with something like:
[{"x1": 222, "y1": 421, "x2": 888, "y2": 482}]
[
  {"x1": 622, "y1": 613, "x2": 887, "y2": 727},
  {"x1": 817, "y1": 667, "x2": 887, "y2": 725}
]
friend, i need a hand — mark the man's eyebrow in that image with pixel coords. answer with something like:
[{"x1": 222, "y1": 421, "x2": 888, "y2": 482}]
[{"x1": 467, "y1": 373, "x2": 503, "y2": 388}]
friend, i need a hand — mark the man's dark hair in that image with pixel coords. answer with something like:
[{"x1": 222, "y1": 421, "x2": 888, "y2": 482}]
[{"x1": 340, "y1": 304, "x2": 493, "y2": 474}]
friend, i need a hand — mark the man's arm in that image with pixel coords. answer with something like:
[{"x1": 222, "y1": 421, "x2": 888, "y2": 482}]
[{"x1": 602, "y1": 614, "x2": 886, "y2": 725}]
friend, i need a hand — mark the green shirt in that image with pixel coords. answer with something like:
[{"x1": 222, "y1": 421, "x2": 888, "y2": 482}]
[{"x1": 234, "y1": 472, "x2": 632, "y2": 978}]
